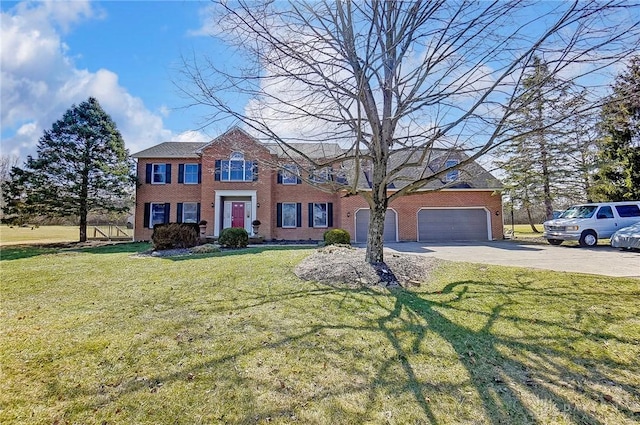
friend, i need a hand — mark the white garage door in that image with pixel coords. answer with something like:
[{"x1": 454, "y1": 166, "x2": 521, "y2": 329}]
[
  {"x1": 418, "y1": 208, "x2": 489, "y2": 241},
  {"x1": 355, "y1": 209, "x2": 397, "y2": 243}
]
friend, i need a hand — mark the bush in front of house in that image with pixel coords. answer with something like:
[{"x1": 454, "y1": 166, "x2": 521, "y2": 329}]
[
  {"x1": 218, "y1": 227, "x2": 249, "y2": 248},
  {"x1": 152, "y1": 223, "x2": 199, "y2": 251},
  {"x1": 323, "y1": 228, "x2": 351, "y2": 246},
  {"x1": 190, "y1": 243, "x2": 221, "y2": 254}
]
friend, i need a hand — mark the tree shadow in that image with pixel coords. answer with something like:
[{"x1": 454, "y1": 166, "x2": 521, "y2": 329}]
[
  {"x1": 21, "y1": 260, "x2": 638, "y2": 424},
  {"x1": 380, "y1": 282, "x2": 639, "y2": 424}
]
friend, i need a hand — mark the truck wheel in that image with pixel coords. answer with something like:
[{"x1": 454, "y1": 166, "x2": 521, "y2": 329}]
[
  {"x1": 579, "y1": 230, "x2": 598, "y2": 247},
  {"x1": 547, "y1": 239, "x2": 563, "y2": 246}
]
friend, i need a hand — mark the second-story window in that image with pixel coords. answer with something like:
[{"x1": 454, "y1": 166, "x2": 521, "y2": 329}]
[
  {"x1": 217, "y1": 152, "x2": 256, "y2": 182},
  {"x1": 183, "y1": 164, "x2": 200, "y2": 184},
  {"x1": 145, "y1": 163, "x2": 171, "y2": 184},
  {"x1": 280, "y1": 165, "x2": 300, "y2": 185},
  {"x1": 310, "y1": 167, "x2": 330, "y2": 183}
]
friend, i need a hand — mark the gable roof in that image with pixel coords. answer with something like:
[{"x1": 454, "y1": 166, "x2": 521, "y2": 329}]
[
  {"x1": 131, "y1": 128, "x2": 501, "y2": 190},
  {"x1": 132, "y1": 142, "x2": 207, "y2": 159}
]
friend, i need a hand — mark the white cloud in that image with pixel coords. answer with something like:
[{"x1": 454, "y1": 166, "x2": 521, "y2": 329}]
[{"x1": 0, "y1": 0, "x2": 203, "y2": 161}]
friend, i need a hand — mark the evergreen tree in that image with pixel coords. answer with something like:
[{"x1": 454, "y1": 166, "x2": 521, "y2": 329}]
[
  {"x1": 2, "y1": 97, "x2": 136, "y2": 241},
  {"x1": 496, "y1": 57, "x2": 576, "y2": 228},
  {"x1": 591, "y1": 56, "x2": 640, "y2": 201}
]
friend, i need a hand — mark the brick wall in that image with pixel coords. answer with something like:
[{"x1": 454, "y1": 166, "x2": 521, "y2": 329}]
[
  {"x1": 133, "y1": 129, "x2": 503, "y2": 242},
  {"x1": 339, "y1": 190, "x2": 503, "y2": 241},
  {"x1": 134, "y1": 158, "x2": 202, "y2": 241}
]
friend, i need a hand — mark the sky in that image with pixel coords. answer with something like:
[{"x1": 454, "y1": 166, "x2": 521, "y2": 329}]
[
  {"x1": 2, "y1": 1, "x2": 637, "y2": 166},
  {"x1": 1, "y1": 0, "x2": 233, "y2": 162}
]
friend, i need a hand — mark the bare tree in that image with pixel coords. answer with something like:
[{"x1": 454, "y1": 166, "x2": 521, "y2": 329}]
[{"x1": 180, "y1": 0, "x2": 639, "y2": 263}]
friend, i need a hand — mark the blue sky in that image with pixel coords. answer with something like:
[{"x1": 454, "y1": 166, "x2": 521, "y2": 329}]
[{"x1": 1, "y1": 0, "x2": 235, "y2": 161}]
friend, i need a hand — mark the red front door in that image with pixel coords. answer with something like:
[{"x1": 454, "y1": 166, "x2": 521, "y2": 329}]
[{"x1": 231, "y1": 202, "x2": 245, "y2": 228}]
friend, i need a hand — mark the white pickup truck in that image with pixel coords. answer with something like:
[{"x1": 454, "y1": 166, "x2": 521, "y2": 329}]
[{"x1": 543, "y1": 201, "x2": 640, "y2": 247}]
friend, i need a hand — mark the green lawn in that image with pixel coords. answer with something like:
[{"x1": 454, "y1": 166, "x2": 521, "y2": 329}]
[{"x1": 1, "y1": 243, "x2": 639, "y2": 424}]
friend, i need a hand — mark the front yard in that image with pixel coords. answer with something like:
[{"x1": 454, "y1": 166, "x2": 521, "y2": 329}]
[{"x1": 1, "y1": 243, "x2": 638, "y2": 424}]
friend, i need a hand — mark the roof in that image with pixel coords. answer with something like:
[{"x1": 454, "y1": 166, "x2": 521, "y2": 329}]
[
  {"x1": 264, "y1": 142, "x2": 347, "y2": 159},
  {"x1": 132, "y1": 142, "x2": 207, "y2": 159},
  {"x1": 342, "y1": 149, "x2": 502, "y2": 191},
  {"x1": 131, "y1": 129, "x2": 502, "y2": 190}
]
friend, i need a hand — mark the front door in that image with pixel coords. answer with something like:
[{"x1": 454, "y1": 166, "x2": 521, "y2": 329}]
[{"x1": 231, "y1": 202, "x2": 245, "y2": 228}]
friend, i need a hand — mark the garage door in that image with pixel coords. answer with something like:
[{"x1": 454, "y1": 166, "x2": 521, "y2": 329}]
[
  {"x1": 355, "y1": 209, "x2": 397, "y2": 243},
  {"x1": 418, "y1": 208, "x2": 489, "y2": 241}
]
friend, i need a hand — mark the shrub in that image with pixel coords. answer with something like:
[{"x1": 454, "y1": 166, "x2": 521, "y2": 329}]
[
  {"x1": 152, "y1": 223, "x2": 199, "y2": 251},
  {"x1": 218, "y1": 227, "x2": 249, "y2": 248},
  {"x1": 190, "y1": 243, "x2": 221, "y2": 254},
  {"x1": 323, "y1": 228, "x2": 351, "y2": 246}
]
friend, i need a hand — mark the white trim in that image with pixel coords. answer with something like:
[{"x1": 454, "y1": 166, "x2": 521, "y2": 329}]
[
  {"x1": 213, "y1": 190, "x2": 257, "y2": 237},
  {"x1": 183, "y1": 163, "x2": 199, "y2": 185},
  {"x1": 312, "y1": 202, "x2": 329, "y2": 228},
  {"x1": 281, "y1": 202, "x2": 298, "y2": 228},
  {"x1": 416, "y1": 206, "x2": 492, "y2": 241},
  {"x1": 151, "y1": 163, "x2": 167, "y2": 184}
]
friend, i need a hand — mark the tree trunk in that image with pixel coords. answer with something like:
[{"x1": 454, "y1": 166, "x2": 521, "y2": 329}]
[
  {"x1": 366, "y1": 202, "x2": 387, "y2": 263},
  {"x1": 526, "y1": 207, "x2": 540, "y2": 233},
  {"x1": 79, "y1": 214, "x2": 87, "y2": 243},
  {"x1": 79, "y1": 153, "x2": 90, "y2": 243},
  {"x1": 365, "y1": 157, "x2": 389, "y2": 263}
]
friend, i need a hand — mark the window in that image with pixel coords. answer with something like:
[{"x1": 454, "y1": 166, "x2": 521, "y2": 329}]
[
  {"x1": 310, "y1": 168, "x2": 330, "y2": 183},
  {"x1": 182, "y1": 164, "x2": 200, "y2": 184},
  {"x1": 146, "y1": 163, "x2": 171, "y2": 184},
  {"x1": 444, "y1": 159, "x2": 459, "y2": 182},
  {"x1": 597, "y1": 206, "x2": 614, "y2": 219},
  {"x1": 181, "y1": 202, "x2": 199, "y2": 223},
  {"x1": 312, "y1": 203, "x2": 328, "y2": 227},
  {"x1": 281, "y1": 203, "x2": 298, "y2": 227},
  {"x1": 216, "y1": 152, "x2": 256, "y2": 182},
  {"x1": 562, "y1": 205, "x2": 597, "y2": 219},
  {"x1": 276, "y1": 203, "x2": 301, "y2": 228},
  {"x1": 281, "y1": 165, "x2": 300, "y2": 185},
  {"x1": 615, "y1": 204, "x2": 640, "y2": 217},
  {"x1": 150, "y1": 203, "x2": 167, "y2": 228}
]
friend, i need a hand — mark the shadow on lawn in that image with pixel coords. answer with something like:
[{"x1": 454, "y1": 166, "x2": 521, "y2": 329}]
[
  {"x1": 164, "y1": 245, "x2": 317, "y2": 261},
  {"x1": 49, "y1": 271, "x2": 638, "y2": 424},
  {"x1": 378, "y1": 283, "x2": 639, "y2": 424}
]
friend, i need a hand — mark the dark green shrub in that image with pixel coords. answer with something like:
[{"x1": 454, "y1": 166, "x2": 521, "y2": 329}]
[
  {"x1": 152, "y1": 223, "x2": 199, "y2": 250},
  {"x1": 218, "y1": 227, "x2": 249, "y2": 248},
  {"x1": 323, "y1": 228, "x2": 351, "y2": 246}
]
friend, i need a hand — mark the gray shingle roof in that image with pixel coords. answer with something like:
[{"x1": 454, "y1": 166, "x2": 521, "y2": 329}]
[
  {"x1": 132, "y1": 142, "x2": 208, "y2": 159},
  {"x1": 131, "y1": 134, "x2": 501, "y2": 190},
  {"x1": 264, "y1": 142, "x2": 347, "y2": 159}
]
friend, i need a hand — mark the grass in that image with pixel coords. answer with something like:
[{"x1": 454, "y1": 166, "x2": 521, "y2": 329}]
[
  {"x1": 0, "y1": 225, "x2": 80, "y2": 246},
  {"x1": 1, "y1": 243, "x2": 639, "y2": 424},
  {"x1": 0, "y1": 225, "x2": 132, "y2": 247}
]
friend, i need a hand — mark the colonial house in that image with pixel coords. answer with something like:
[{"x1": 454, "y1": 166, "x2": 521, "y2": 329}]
[{"x1": 132, "y1": 127, "x2": 503, "y2": 242}]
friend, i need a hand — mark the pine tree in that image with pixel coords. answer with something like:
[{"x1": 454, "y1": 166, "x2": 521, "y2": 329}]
[
  {"x1": 496, "y1": 57, "x2": 576, "y2": 228},
  {"x1": 591, "y1": 56, "x2": 640, "y2": 201},
  {"x1": 2, "y1": 97, "x2": 136, "y2": 241}
]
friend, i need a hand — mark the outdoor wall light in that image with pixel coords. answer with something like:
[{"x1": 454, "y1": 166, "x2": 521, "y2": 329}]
[
  {"x1": 495, "y1": 210, "x2": 500, "y2": 216},
  {"x1": 347, "y1": 211, "x2": 351, "y2": 217},
  {"x1": 257, "y1": 202, "x2": 260, "y2": 208}
]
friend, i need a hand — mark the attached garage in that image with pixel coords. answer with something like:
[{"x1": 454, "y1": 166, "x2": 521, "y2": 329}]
[
  {"x1": 355, "y1": 209, "x2": 398, "y2": 243},
  {"x1": 418, "y1": 208, "x2": 490, "y2": 241}
]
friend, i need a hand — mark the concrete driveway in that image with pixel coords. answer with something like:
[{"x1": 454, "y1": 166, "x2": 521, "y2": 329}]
[{"x1": 380, "y1": 241, "x2": 640, "y2": 278}]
